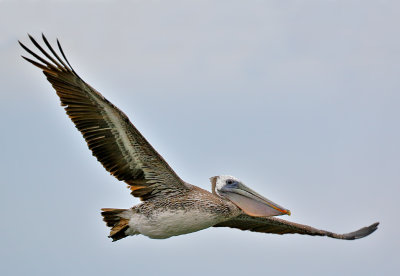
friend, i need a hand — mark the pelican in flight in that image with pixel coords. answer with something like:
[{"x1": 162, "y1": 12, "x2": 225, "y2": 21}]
[{"x1": 20, "y1": 34, "x2": 379, "y2": 241}]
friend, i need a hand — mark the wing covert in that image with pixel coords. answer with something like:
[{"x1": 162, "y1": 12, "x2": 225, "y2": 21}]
[{"x1": 20, "y1": 34, "x2": 189, "y2": 200}]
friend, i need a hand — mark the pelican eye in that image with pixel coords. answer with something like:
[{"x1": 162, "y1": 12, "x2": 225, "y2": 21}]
[{"x1": 226, "y1": 179, "x2": 234, "y2": 185}]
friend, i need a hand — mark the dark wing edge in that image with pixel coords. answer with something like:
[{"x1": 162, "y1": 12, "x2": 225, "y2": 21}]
[
  {"x1": 214, "y1": 214, "x2": 379, "y2": 240},
  {"x1": 19, "y1": 34, "x2": 189, "y2": 200}
]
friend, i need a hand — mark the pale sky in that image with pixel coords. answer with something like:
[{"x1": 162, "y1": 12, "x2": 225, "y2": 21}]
[{"x1": 1, "y1": 1, "x2": 399, "y2": 275}]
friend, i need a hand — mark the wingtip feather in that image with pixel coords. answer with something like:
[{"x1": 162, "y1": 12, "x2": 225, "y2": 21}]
[{"x1": 342, "y1": 221, "x2": 379, "y2": 240}]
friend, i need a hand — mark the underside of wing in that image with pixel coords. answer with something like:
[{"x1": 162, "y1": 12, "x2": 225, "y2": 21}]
[
  {"x1": 20, "y1": 34, "x2": 189, "y2": 200},
  {"x1": 214, "y1": 214, "x2": 379, "y2": 240}
]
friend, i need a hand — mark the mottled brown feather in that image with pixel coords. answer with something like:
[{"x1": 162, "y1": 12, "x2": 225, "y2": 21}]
[
  {"x1": 101, "y1": 208, "x2": 130, "y2": 241},
  {"x1": 20, "y1": 34, "x2": 189, "y2": 200}
]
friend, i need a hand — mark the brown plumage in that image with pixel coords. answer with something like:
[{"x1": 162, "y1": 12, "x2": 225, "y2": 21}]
[
  {"x1": 20, "y1": 34, "x2": 379, "y2": 241},
  {"x1": 19, "y1": 34, "x2": 188, "y2": 201},
  {"x1": 101, "y1": 209, "x2": 130, "y2": 241},
  {"x1": 214, "y1": 215, "x2": 379, "y2": 240}
]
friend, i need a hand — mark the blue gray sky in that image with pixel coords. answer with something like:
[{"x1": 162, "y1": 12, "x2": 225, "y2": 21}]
[{"x1": 1, "y1": 1, "x2": 399, "y2": 275}]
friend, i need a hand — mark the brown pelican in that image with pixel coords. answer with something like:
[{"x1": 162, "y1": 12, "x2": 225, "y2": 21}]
[{"x1": 19, "y1": 34, "x2": 379, "y2": 241}]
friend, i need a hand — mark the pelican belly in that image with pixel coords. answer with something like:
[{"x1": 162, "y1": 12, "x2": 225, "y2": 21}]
[{"x1": 126, "y1": 209, "x2": 223, "y2": 239}]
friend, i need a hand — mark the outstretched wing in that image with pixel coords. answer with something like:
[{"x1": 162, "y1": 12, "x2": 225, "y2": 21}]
[
  {"x1": 214, "y1": 214, "x2": 379, "y2": 240},
  {"x1": 20, "y1": 34, "x2": 189, "y2": 200}
]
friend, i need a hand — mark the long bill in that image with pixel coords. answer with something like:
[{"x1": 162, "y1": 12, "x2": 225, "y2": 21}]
[{"x1": 220, "y1": 182, "x2": 291, "y2": 217}]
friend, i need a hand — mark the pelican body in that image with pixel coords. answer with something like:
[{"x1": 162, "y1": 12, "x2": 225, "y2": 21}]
[
  {"x1": 119, "y1": 184, "x2": 240, "y2": 239},
  {"x1": 20, "y1": 34, "x2": 379, "y2": 241}
]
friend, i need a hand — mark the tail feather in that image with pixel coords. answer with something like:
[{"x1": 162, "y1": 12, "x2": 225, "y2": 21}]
[{"x1": 101, "y1": 208, "x2": 130, "y2": 242}]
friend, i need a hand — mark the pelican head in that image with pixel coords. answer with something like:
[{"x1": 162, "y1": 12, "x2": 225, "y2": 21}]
[{"x1": 210, "y1": 175, "x2": 291, "y2": 217}]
